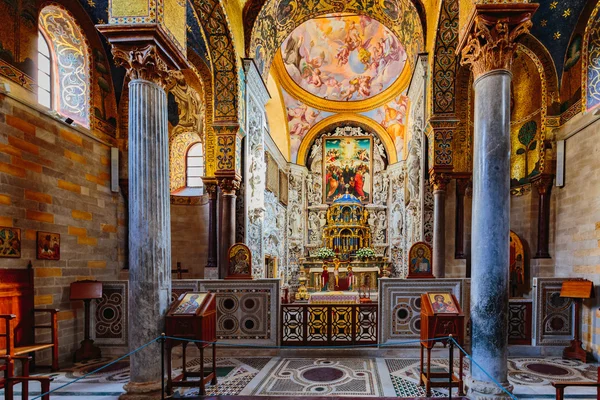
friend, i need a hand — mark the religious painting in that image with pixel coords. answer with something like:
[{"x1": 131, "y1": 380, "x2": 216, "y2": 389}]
[
  {"x1": 510, "y1": 49, "x2": 543, "y2": 188},
  {"x1": 407, "y1": 242, "x2": 434, "y2": 279},
  {"x1": 427, "y1": 293, "x2": 459, "y2": 314},
  {"x1": 226, "y1": 243, "x2": 253, "y2": 280},
  {"x1": 323, "y1": 136, "x2": 372, "y2": 203},
  {"x1": 280, "y1": 14, "x2": 407, "y2": 102},
  {"x1": 362, "y1": 94, "x2": 409, "y2": 158},
  {"x1": 0, "y1": 227, "x2": 21, "y2": 258},
  {"x1": 510, "y1": 231, "x2": 527, "y2": 298},
  {"x1": 173, "y1": 292, "x2": 208, "y2": 314},
  {"x1": 36, "y1": 231, "x2": 60, "y2": 260}
]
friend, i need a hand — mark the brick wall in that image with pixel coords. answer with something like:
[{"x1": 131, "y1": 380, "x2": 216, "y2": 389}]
[
  {"x1": 0, "y1": 93, "x2": 125, "y2": 365},
  {"x1": 170, "y1": 202, "x2": 209, "y2": 278}
]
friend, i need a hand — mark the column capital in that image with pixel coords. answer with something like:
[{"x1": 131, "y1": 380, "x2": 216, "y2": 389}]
[
  {"x1": 458, "y1": 3, "x2": 538, "y2": 79},
  {"x1": 430, "y1": 172, "x2": 452, "y2": 192},
  {"x1": 218, "y1": 177, "x2": 240, "y2": 195},
  {"x1": 112, "y1": 44, "x2": 172, "y2": 88},
  {"x1": 203, "y1": 179, "x2": 219, "y2": 200},
  {"x1": 455, "y1": 176, "x2": 472, "y2": 196},
  {"x1": 531, "y1": 173, "x2": 554, "y2": 195}
]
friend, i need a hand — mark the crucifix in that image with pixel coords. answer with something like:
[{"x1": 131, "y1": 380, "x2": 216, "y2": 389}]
[{"x1": 171, "y1": 262, "x2": 189, "y2": 279}]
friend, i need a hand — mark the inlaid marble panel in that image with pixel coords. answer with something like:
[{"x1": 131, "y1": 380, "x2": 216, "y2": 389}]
[
  {"x1": 533, "y1": 277, "x2": 579, "y2": 346},
  {"x1": 378, "y1": 278, "x2": 468, "y2": 346},
  {"x1": 198, "y1": 279, "x2": 279, "y2": 346},
  {"x1": 92, "y1": 281, "x2": 128, "y2": 347}
]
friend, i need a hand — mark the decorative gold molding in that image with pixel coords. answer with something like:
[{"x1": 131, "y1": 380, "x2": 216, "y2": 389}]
[
  {"x1": 112, "y1": 44, "x2": 171, "y2": 88},
  {"x1": 295, "y1": 113, "x2": 398, "y2": 166},
  {"x1": 458, "y1": 4, "x2": 538, "y2": 80},
  {"x1": 271, "y1": 52, "x2": 412, "y2": 113}
]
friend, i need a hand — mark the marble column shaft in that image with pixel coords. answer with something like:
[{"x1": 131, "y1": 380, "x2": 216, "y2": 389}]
[
  {"x1": 205, "y1": 184, "x2": 219, "y2": 271},
  {"x1": 471, "y1": 70, "x2": 511, "y2": 387},
  {"x1": 432, "y1": 185, "x2": 447, "y2": 278},
  {"x1": 127, "y1": 79, "x2": 171, "y2": 384},
  {"x1": 219, "y1": 183, "x2": 237, "y2": 278}
]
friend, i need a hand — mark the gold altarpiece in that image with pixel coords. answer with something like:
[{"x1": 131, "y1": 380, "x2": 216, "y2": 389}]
[{"x1": 300, "y1": 194, "x2": 389, "y2": 292}]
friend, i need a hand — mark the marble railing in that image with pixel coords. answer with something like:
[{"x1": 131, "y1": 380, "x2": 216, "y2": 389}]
[{"x1": 91, "y1": 279, "x2": 280, "y2": 353}]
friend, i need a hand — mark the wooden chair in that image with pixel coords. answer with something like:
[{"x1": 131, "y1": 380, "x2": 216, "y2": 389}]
[
  {"x1": 552, "y1": 366, "x2": 600, "y2": 400},
  {"x1": 0, "y1": 267, "x2": 60, "y2": 371},
  {"x1": 1, "y1": 355, "x2": 53, "y2": 400}
]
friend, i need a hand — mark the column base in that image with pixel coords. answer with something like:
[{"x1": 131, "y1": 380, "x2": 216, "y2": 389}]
[
  {"x1": 467, "y1": 377, "x2": 514, "y2": 400},
  {"x1": 204, "y1": 267, "x2": 218, "y2": 279},
  {"x1": 120, "y1": 381, "x2": 163, "y2": 400}
]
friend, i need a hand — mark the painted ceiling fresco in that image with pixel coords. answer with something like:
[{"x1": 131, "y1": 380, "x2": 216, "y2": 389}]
[
  {"x1": 280, "y1": 14, "x2": 407, "y2": 102},
  {"x1": 530, "y1": 0, "x2": 588, "y2": 79},
  {"x1": 283, "y1": 88, "x2": 333, "y2": 162},
  {"x1": 361, "y1": 94, "x2": 409, "y2": 160}
]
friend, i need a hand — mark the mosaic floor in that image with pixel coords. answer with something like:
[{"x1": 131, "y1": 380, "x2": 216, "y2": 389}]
[{"x1": 1, "y1": 356, "x2": 598, "y2": 399}]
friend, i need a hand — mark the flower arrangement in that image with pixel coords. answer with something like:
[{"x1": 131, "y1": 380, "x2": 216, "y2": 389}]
[
  {"x1": 356, "y1": 247, "x2": 376, "y2": 259},
  {"x1": 315, "y1": 247, "x2": 336, "y2": 259}
]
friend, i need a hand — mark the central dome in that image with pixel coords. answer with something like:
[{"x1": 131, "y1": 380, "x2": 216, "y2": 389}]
[{"x1": 280, "y1": 14, "x2": 407, "y2": 102}]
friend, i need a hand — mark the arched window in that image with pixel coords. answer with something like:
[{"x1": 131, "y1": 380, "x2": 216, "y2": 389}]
[
  {"x1": 186, "y1": 143, "x2": 204, "y2": 189},
  {"x1": 38, "y1": 5, "x2": 90, "y2": 127},
  {"x1": 37, "y1": 33, "x2": 52, "y2": 109}
]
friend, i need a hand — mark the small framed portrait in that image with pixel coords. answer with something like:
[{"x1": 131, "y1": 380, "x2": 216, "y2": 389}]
[
  {"x1": 173, "y1": 292, "x2": 208, "y2": 315},
  {"x1": 226, "y1": 243, "x2": 253, "y2": 280},
  {"x1": 427, "y1": 293, "x2": 459, "y2": 314},
  {"x1": 0, "y1": 227, "x2": 21, "y2": 258},
  {"x1": 37, "y1": 231, "x2": 60, "y2": 260},
  {"x1": 407, "y1": 241, "x2": 434, "y2": 278}
]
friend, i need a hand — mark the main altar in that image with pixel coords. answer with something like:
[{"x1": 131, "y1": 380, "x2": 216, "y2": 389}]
[{"x1": 299, "y1": 194, "x2": 390, "y2": 296}]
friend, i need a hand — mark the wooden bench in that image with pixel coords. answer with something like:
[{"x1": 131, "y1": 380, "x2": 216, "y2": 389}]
[
  {"x1": 552, "y1": 366, "x2": 600, "y2": 400},
  {"x1": 0, "y1": 266, "x2": 59, "y2": 371},
  {"x1": 1, "y1": 355, "x2": 53, "y2": 400}
]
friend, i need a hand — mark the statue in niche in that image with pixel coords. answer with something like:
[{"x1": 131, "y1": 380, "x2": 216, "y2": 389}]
[
  {"x1": 393, "y1": 204, "x2": 403, "y2": 237},
  {"x1": 308, "y1": 212, "x2": 320, "y2": 243},
  {"x1": 407, "y1": 132, "x2": 421, "y2": 205},
  {"x1": 290, "y1": 205, "x2": 302, "y2": 236}
]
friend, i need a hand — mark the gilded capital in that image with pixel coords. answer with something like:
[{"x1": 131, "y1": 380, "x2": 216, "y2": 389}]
[
  {"x1": 532, "y1": 174, "x2": 554, "y2": 195},
  {"x1": 430, "y1": 173, "x2": 451, "y2": 192},
  {"x1": 218, "y1": 178, "x2": 240, "y2": 195},
  {"x1": 112, "y1": 44, "x2": 170, "y2": 88},
  {"x1": 459, "y1": 4, "x2": 538, "y2": 79}
]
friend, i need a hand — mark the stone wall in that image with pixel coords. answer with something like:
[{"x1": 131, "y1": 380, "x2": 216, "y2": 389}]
[
  {"x1": 170, "y1": 201, "x2": 209, "y2": 278},
  {"x1": 552, "y1": 113, "x2": 600, "y2": 357},
  {"x1": 0, "y1": 92, "x2": 125, "y2": 365},
  {"x1": 444, "y1": 180, "x2": 467, "y2": 278}
]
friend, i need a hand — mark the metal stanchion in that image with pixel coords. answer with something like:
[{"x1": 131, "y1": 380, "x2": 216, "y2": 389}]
[{"x1": 161, "y1": 333, "x2": 166, "y2": 400}]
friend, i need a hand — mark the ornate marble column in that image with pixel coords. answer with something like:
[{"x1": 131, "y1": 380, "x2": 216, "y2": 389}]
[
  {"x1": 113, "y1": 44, "x2": 172, "y2": 398},
  {"x1": 219, "y1": 178, "x2": 239, "y2": 278},
  {"x1": 455, "y1": 177, "x2": 471, "y2": 259},
  {"x1": 532, "y1": 174, "x2": 554, "y2": 259},
  {"x1": 459, "y1": 4, "x2": 537, "y2": 398},
  {"x1": 430, "y1": 173, "x2": 451, "y2": 277},
  {"x1": 204, "y1": 181, "x2": 219, "y2": 278}
]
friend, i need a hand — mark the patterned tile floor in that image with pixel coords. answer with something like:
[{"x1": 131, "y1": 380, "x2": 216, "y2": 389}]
[{"x1": 0, "y1": 356, "x2": 598, "y2": 399}]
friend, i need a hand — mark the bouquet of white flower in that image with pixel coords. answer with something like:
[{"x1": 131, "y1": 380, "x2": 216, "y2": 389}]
[
  {"x1": 356, "y1": 247, "x2": 376, "y2": 259},
  {"x1": 315, "y1": 247, "x2": 336, "y2": 259}
]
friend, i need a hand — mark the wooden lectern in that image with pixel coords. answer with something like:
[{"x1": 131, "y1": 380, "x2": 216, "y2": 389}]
[
  {"x1": 560, "y1": 280, "x2": 594, "y2": 363},
  {"x1": 70, "y1": 280, "x2": 103, "y2": 361},
  {"x1": 165, "y1": 292, "x2": 217, "y2": 396},
  {"x1": 419, "y1": 292, "x2": 465, "y2": 397}
]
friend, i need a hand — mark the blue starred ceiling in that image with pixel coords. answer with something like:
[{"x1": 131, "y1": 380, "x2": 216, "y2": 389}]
[{"x1": 530, "y1": 0, "x2": 588, "y2": 79}]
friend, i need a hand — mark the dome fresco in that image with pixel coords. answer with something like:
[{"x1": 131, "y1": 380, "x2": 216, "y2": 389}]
[{"x1": 280, "y1": 14, "x2": 407, "y2": 102}]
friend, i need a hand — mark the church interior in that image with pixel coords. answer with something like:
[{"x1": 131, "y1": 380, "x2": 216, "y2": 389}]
[{"x1": 0, "y1": 0, "x2": 600, "y2": 399}]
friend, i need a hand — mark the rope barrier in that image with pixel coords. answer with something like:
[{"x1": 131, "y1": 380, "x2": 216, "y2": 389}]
[
  {"x1": 450, "y1": 337, "x2": 519, "y2": 400},
  {"x1": 24, "y1": 335, "x2": 517, "y2": 400},
  {"x1": 31, "y1": 337, "x2": 161, "y2": 400}
]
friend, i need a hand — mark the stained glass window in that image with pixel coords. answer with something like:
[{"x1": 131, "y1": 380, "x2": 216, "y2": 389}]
[
  {"x1": 186, "y1": 143, "x2": 204, "y2": 188},
  {"x1": 39, "y1": 5, "x2": 90, "y2": 127},
  {"x1": 37, "y1": 33, "x2": 52, "y2": 109}
]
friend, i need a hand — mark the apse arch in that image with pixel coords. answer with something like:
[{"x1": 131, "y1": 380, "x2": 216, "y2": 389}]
[
  {"x1": 583, "y1": 1, "x2": 600, "y2": 112},
  {"x1": 296, "y1": 113, "x2": 398, "y2": 166},
  {"x1": 248, "y1": 0, "x2": 425, "y2": 79}
]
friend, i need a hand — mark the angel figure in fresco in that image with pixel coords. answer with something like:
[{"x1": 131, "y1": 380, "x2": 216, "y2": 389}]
[
  {"x1": 283, "y1": 35, "x2": 304, "y2": 71},
  {"x1": 358, "y1": 76, "x2": 372, "y2": 98}
]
